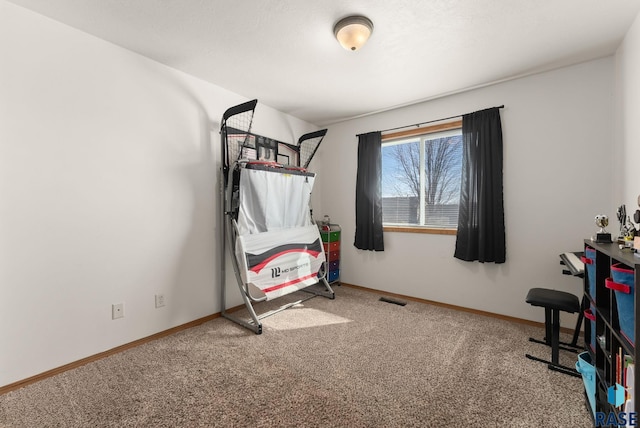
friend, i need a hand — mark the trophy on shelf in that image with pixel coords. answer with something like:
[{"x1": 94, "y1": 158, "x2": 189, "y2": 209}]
[{"x1": 593, "y1": 214, "x2": 612, "y2": 243}]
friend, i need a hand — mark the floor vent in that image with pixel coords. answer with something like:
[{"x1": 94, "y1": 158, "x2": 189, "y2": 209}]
[{"x1": 379, "y1": 296, "x2": 407, "y2": 306}]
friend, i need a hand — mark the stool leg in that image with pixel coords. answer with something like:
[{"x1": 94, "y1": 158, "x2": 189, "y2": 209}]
[
  {"x1": 570, "y1": 309, "x2": 583, "y2": 348},
  {"x1": 551, "y1": 309, "x2": 560, "y2": 364},
  {"x1": 544, "y1": 307, "x2": 552, "y2": 345}
]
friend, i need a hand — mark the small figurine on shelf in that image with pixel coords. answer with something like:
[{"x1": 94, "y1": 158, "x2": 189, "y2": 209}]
[
  {"x1": 616, "y1": 200, "x2": 639, "y2": 249},
  {"x1": 321, "y1": 215, "x2": 331, "y2": 231},
  {"x1": 634, "y1": 194, "x2": 640, "y2": 236},
  {"x1": 621, "y1": 216, "x2": 638, "y2": 249},
  {"x1": 633, "y1": 194, "x2": 640, "y2": 254},
  {"x1": 617, "y1": 205, "x2": 627, "y2": 241},
  {"x1": 626, "y1": 216, "x2": 637, "y2": 236}
]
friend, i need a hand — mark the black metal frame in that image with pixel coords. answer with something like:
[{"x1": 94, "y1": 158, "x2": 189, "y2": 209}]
[
  {"x1": 525, "y1": 306, "x2": 582, "y2": 377},
  {"x1": 218, "y1": 99, "x2": 333, "y2": 334}
]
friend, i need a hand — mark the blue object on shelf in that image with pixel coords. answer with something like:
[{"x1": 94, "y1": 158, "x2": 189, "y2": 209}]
[
  {"x1": 585, "y1": 247, "x2": 596, "y2": 299},
  {"x1": 607, "y1": 263, "x2": 635, "y2": 344},
  {"x1": 576, "y1": 351, "x2": 595, "y2": 418}
]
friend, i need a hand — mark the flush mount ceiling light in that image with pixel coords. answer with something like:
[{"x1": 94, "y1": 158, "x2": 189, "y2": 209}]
[{"x1": 333, "y1": 15, "x2": 374, "y2": 51}]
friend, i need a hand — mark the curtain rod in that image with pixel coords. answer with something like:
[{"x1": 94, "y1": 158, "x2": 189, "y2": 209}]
[{"x1": 357, "y1": 105, "x2": 504, "y2": 137}]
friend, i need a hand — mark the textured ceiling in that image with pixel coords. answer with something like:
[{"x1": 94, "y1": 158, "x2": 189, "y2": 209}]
[{"x1": 7, "y1": 0, "x2": 640, "y2": 126}]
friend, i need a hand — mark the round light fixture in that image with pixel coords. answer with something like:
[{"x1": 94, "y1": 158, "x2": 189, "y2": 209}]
[{"x1": 333, "y1": 15, "x2": 374, "y2": 51}]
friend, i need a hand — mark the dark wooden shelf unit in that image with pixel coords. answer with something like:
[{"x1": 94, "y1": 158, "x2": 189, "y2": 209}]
[{"x1": 583, "y1": 240, "x2": 639, "y2": 422}]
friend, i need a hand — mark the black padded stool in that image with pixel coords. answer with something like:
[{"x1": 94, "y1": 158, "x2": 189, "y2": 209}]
[{"x1": 525, "y1": 287, "x2": 581, "y2": 377}]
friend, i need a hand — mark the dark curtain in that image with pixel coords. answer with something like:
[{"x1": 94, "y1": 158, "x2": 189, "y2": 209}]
[
  {"x1": 454, "y1": 107, "x2": 505, "y2": 263},
  {"x1": 354, "y1": 131, "x2": 384, "y2": 251}
]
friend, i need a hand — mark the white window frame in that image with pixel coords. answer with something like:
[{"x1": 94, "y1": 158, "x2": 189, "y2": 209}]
[{"x1": 381, "y1": 120, "x2": 462, "y2": 235}]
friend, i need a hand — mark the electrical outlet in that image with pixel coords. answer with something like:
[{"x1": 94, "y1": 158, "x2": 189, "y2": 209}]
[
  {"x1": 112, "y1": 303, "x2": 124, "y2": 319},
  {"x1": 155, "y1": 294, "x2": 165, "y2": 308}
]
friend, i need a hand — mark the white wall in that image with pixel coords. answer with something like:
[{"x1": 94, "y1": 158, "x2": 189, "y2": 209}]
[
  {"x1": 319, "y1": 58, "x2": 616, "y2": 325},
  {"x1": 616, "y1": 12, "x2": 640, "y2": 217},
  {"x1": 0, "y1": 1, "x2": 317, "y2": 388}
]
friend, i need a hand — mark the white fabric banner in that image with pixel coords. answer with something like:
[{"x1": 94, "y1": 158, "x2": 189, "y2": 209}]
[
  {"x1": 237, "y1": 167, "x2": 315, "y2": 235},
  {"x1": 236, "y1": 225, "x2": 325, "y2": 300}
]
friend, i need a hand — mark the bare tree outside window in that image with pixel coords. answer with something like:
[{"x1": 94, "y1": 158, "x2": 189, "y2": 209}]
[
  {"x1": 382, "y1": 129, "x2": 462, "y2": 228},
  {"x1": 386, "y1": 140, "x2": 420, "y2": 197}
]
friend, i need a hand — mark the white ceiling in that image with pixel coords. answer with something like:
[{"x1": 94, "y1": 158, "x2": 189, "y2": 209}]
[{"x1": 7, "y1": 0, "x2": 640, "y2": 126}]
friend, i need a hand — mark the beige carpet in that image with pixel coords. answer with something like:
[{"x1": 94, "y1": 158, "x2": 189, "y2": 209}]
[{"x1": 0, "y1": 286, "x2": 591, "y2": 427}]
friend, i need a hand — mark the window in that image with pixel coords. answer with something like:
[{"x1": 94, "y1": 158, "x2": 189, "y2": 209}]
[{"x1": 381, "y1": 121, "x2": 462, "y2": 232}]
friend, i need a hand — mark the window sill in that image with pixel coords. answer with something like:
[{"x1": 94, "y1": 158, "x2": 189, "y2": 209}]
[{"x1": 383, "y1": 226, "x2": 457, "y2": 235}]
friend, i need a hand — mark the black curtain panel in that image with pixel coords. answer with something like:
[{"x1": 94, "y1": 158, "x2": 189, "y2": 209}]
[
  {"x1": 354, "y1": 131, "x2": 385, "y2": 251},
  {"x1": 454, "y1": 107, "x2": 505, "y2": 263}
]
